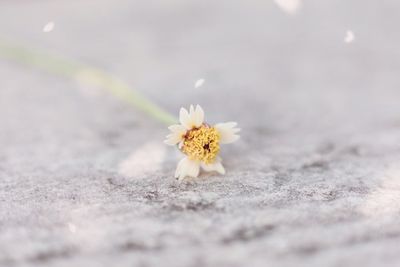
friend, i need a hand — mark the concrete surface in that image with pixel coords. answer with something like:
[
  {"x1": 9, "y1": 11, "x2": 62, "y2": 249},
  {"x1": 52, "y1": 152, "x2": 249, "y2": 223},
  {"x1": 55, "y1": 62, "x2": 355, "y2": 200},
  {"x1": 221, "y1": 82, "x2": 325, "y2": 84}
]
[{"x1": 1, "y1": 0, "x2": 400, "y2": 266}]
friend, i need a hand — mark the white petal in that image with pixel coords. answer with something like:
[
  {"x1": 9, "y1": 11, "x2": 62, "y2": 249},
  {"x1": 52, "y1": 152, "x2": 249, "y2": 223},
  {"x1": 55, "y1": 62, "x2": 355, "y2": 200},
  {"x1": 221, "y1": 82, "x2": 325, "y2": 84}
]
[
  {"x1": 164, "y1": 134, "x2": 183, "y2": 145},
  {"x1": 174, "y1": 158, "x2": 186, "y2": 178},
  {"x1": 222, "y1": 134, "x2": 239, "y2": 143},
  {"x1": 168, "y1": 124, "x2": 186, "y2": 134},
  {"x1": 219, "y1": 122, "x2": 237, "y2": 128},
  {"x1": 179, "y1": 105, "x2": 203, "y2": 129},
  {"x1": 179, "y1": 107, "x2": 192, "y2": 129},
  {"x1": 194, "y1": 79, "x2": 205, "y2": 88},
  {"x1": 193, "y1": 105, "x2": 204, "y2": 127},
  {"x1": 215, "y1": 122, "x2": 240, "y2": 144},
  {"x1": 344, "y1": 30, "x2": 355, "y2": 43},
  {"x1": 201, "y1": 160, "x2": 226, "y2": 175},
  {"x1": 186, "y1": 104, "x2": 201, "y2": 128},
  {"x1": 274, "y1": 0, "x2": 302, "y2": 15},
  {"x1": 164, "y1": 124, "x2": 187, "y2": 145},
  {"x1": 43, "y1": 21, "x2": 55, "y2": 33},
  {"x1": 174, "y1": 157, "x2": 200, "y2": 180}
]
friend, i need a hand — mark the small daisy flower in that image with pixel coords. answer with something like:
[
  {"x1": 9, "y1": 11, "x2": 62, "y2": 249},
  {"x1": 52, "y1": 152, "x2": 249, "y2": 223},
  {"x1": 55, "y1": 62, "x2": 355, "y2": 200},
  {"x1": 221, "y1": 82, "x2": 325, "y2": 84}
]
[{"x1": 164, "y1": 105, "x2": 240, "y2": 180}]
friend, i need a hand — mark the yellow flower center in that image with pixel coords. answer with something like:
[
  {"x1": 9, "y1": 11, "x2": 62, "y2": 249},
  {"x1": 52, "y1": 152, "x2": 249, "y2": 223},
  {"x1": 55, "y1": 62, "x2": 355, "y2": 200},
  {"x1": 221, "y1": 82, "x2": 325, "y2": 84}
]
[{"x1": 182, "y1": 125, "x2": 220, "y2": 164}]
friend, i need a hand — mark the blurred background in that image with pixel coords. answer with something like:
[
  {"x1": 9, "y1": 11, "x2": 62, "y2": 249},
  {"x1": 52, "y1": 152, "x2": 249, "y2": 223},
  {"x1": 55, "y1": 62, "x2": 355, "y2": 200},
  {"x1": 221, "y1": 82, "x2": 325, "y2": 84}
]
[{"x1": 1, "y1": 0, "x2": 400, "y2": 266}]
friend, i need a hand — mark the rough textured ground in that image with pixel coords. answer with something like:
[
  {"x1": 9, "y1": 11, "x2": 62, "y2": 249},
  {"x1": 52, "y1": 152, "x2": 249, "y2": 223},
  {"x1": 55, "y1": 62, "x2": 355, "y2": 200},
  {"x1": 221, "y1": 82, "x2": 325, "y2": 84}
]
[{"x1": 1, "y1": 0, "x2": 400, "y2": 266}]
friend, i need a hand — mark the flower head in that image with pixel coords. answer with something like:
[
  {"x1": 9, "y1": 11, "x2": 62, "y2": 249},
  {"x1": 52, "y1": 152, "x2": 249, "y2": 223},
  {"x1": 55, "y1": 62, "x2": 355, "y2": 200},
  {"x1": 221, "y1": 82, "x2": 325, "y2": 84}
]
[{"x1": 165, "y1": 105, "x2": 240, "y2": 180}]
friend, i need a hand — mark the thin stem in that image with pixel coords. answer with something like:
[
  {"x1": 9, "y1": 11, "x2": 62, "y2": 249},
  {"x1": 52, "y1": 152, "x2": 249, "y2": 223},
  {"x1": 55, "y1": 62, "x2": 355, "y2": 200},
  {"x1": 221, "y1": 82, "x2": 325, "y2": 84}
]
[{"x1": 0, "y1": 39, "x2": 178, "y2": 126}]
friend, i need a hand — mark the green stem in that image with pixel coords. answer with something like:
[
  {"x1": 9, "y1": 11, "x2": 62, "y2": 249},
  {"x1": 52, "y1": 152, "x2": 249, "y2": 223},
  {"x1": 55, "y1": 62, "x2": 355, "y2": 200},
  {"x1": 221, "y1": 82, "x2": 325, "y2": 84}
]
[{"x1": 0, "y1": 39, "x2": 177, "y2": 126}]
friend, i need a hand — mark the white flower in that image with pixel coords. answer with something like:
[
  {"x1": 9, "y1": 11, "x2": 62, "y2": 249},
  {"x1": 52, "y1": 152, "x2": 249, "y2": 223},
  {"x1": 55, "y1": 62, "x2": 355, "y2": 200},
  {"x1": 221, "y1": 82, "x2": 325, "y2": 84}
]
[{"x1": 164, "y1": 105, "x2": 240, "y2": 180}]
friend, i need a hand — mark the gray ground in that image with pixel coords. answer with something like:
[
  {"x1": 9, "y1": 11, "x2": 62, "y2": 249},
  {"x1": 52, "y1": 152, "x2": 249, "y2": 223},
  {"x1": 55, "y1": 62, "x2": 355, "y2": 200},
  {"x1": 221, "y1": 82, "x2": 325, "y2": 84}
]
[{"x1": 1, "y1": 0, "x2": 400, "y2": 266}]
